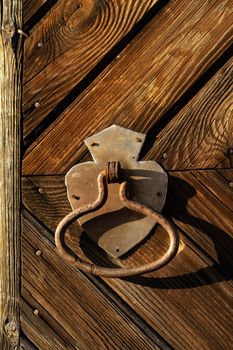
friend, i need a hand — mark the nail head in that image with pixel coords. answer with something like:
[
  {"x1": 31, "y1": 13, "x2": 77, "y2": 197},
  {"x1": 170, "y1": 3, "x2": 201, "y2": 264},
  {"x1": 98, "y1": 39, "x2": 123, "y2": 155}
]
[
  {"x1": 35, "y1": 102, "x2": 40, "y2": 108},
  {"x1": 33, "y1": 309, "x2": 39, "y2": 316}
]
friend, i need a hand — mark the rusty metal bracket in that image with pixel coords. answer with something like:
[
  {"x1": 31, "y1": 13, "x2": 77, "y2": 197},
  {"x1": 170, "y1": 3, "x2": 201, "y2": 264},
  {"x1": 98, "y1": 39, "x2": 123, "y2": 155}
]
[{"x1": 55, "y1": 125, "x2": 179, "y2": 277}]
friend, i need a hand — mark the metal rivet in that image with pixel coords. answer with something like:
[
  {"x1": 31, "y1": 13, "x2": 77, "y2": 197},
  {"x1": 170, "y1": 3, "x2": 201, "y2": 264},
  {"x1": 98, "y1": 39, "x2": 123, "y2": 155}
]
[
  {"x1": 229, "y1": 182, "x2": 233, "y2": 188},
  {"x1": 38, "y1": 187, "x2": 44, "y2": 194},
  {"x1": 157, "y1": 192, "x2": 162, "y2": 197},
  {"x1": 91, "y1": 142, "x2": 99, "y2": 147},
  {"x1": 35, "y1": 250, "x2": 42, "y2": 256},
  {"x1": 162, "y1": 152, "x2": 168, "y2": 159},
  {"x1": 136, "y1": 137, "x2": 142, "y2": 142},
  {"x1": 33, "y1": 309, "x2": 39, "y2": 316},
  {"x1": 37, "y1": 42, "x2": 43, "y2": 48},
  {"x1": 34, "y1": 102, "x2": 40, "y2": 108},
  {"x1": 116, "y1": 247, "x2": 120, "y2": 252}
]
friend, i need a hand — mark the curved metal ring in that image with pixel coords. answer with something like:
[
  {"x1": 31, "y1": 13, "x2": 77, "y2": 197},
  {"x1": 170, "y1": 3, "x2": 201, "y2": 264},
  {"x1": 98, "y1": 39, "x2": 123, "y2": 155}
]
[{"x1": 55, "y1": 171, "x2": 179, "y2": 277}]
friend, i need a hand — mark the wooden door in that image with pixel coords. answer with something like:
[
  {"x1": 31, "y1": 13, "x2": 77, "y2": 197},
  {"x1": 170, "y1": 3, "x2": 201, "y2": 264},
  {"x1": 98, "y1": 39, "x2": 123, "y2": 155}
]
[{"x1": 1, "y1": 0, "x2": 233, "y2": 349}]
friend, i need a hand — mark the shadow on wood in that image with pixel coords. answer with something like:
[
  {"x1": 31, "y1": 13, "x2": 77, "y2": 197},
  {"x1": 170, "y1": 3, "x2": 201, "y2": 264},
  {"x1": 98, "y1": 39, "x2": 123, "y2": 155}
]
[{"x1": 120, "y1": 174, "x2": 233, "y2": 288}]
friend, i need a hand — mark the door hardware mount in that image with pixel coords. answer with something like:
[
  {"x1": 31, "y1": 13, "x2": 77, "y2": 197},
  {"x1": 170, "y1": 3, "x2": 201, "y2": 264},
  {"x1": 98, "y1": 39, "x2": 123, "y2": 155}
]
[{"x1": 55, "y1": 125, "x2": 179, "y2": 277}]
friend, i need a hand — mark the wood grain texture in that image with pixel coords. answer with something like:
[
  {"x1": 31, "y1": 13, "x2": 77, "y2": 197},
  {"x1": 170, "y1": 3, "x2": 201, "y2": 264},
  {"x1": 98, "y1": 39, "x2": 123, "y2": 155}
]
[
  {"x1": 22, "y1": 0, "x2": 233, "y2": 175},
  {"x1": 22, "y1": 284, "x2": 90, "y2": 350},
  {"x1": 21, "y1": 291, "x2": 82, "y2": 350},
  {"x1": 23, "y1": 0, "x2": 159, "y2": 139},
  {"x1": 146, "y1": 57, "x2": 233, "y2": 169},
  {"x1": 22, "y1": 210, "x2": 163, "y2": 350},
  {"x1": 20, "y1": 335, "x2": 38, "y2": 350},
  {"x1": 0, "y1": 1, "x2": 23, "y2": 348},
  {"x1": 218, "y1": 168, "x2": 233, "y2": 183},
  {"x1": 21, "y1": 299, "x2": 76, "y2": 350},
  {"x1": 23, "y1": 0, "x2": 48, "y2": 24},
  {"x1": 22, "y1": 171, "x2": 233, "y2": 349}
]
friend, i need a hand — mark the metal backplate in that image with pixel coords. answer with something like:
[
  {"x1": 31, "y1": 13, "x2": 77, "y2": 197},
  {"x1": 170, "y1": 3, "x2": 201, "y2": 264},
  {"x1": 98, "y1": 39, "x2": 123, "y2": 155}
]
[{"x1": 66, "y1": 125, "x2": 167, "y2": 258}]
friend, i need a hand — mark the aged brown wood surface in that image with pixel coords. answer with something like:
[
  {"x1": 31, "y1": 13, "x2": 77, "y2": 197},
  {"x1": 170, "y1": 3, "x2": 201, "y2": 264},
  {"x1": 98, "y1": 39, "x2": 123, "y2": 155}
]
[
  {"x1": 23, "y1": 0, "x2": 48, "y2": 24},
  {"x1": 21, "y1": 0, "x2": 233, "y2": 349},
  {"x1": 146, "y1": 57, "x2": 233, "y2": 170},
  {"x1": 23, "y1": 0, "x2": 159, "y2": 141},
  {"x1": 21, "y1": 210, "x2": 164, "y2": 350},
  {"x1": 20, "y1": 335, "x2": 38, "y2": 350},
  {"x1": 21, "y1": 299, "x2": 69, "y2": 350},
  {"x1": 23, "y1": 0, "x2": 233, "y2": 174},
  {"x1": 0, "y1": 0, "x2": 23, "y2": 348},
  {"x1": 22, "y1": 169, "x2": 233, "y2": 349}
]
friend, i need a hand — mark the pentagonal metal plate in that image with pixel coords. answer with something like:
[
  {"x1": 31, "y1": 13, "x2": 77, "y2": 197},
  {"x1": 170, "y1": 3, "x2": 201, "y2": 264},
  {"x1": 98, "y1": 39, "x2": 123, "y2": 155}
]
[{"x1": 66, "y1": 125, "x2": 167, "y2": 258}]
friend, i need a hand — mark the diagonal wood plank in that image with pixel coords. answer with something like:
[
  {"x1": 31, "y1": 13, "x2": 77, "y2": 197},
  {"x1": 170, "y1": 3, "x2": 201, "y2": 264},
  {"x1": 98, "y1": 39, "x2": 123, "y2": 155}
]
[
  {"x1": 217, "y1": 168, "x2": 233, "y2": 183},
  {"x1": 22, "y1": 170, "x2": 233, "y2": 349},
  {"x1": 23, "y1": 0, "x2": 159, "y2": 139},
  {"x1": 22, "y1": 288, "x2": 83, "y2": 349},
  {"x1": 22, "y1": 0, "x2": 233, "y2": 175},
  {"x1": 22, "y1": 210, "x2": 165, "y2": 350},
  {"x1": 23, "y1": 0, "x2": 49, "y2": 24},
  {"x1": 21, "y1": 299, "x2": 78, "y2": 350},
  {"x1": 20, "y1": 334, "x2": 38, "y2": 350},
  {"x1": 146, "y1": 56, "x2": 233, "y2": 170},
  {"x1": 166, "y1": 170, "x2": 233, "y2": 275}
]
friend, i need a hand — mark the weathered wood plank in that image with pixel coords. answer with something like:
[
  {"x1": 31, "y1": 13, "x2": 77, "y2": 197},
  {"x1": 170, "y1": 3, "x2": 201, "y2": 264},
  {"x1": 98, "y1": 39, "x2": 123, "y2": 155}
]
[
  {"x1": 22, "y1": 210, "x2": 164, "y2": 350},
  {"x1": 22, "y1": 171, "x2": 233, "y2": 349},
  {"x1": 217, "y1": 168, "x2": 233, "y2": 183},
  {"x1": 22, "y1": 0, "x2": 233, "y2": 175},
  {"x1": 166, "y1": 170, "x2": 233, "y2": 275},
  {"x1": 146, "y1": 57, "x2": 233, "y2": 169},
  {"x1": 22, "y1": 287, "x2": 84, "y2": 349},
  {"x1": 23, "y1": 0, "x2": 48, "y2": 24},
  {"x1": 21, "y1": 299, "x2": 76, "y2": 350},
  {"x1": 22, "y1": 176, "x2": 81, "y2": 242},
  {"x1": 20, "y1": 334, "x2": 38, "y2": 350},
  {"x1": 23, "y1": 0, "x2": 159, "y2": 139},
  {"x1": 0, "y1": 1, "x2": 23, "y2": 348}
]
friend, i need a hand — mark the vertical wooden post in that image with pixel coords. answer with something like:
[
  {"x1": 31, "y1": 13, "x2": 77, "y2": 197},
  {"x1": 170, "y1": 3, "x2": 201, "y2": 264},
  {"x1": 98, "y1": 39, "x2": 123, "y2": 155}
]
[{"x1": 0, "y1": 1, "x2": 22, "y2": 348}]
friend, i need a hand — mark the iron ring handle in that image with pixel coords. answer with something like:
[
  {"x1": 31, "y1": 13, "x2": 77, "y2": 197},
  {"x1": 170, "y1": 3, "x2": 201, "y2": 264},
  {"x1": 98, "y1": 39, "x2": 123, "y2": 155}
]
[{"x1": 55, "y1": 171, "x2": 179, "y2": 277}]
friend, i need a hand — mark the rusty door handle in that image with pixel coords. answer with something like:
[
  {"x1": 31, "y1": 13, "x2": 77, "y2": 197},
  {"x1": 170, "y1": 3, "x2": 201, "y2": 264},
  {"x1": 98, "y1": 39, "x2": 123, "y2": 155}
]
[{"x1": 55, "y1": 164, "x2": 179, "y2": 278}]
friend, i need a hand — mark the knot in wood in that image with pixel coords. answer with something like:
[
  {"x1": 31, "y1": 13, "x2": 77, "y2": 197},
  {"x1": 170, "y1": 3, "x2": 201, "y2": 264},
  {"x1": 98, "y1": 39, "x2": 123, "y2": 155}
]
[
  {"x1": 105, "y1": 161, "x2": 121, "y2": 183},
  {"x1": 4, "y1": 318, "x2": 19, "y2": 348}
]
